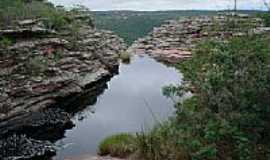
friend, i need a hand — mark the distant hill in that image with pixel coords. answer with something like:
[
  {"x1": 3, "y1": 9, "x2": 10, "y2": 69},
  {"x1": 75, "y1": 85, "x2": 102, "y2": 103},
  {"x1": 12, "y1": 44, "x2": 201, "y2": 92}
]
[{"x1": 93, "y1": 10, "x2": 262, "y2": 45}]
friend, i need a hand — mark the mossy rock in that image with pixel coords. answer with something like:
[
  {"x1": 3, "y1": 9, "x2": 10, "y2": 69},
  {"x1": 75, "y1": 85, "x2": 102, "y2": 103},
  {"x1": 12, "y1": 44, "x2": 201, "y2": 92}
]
[{"x1": 119, "y1": 52, "x2": 131, "y2": 64}]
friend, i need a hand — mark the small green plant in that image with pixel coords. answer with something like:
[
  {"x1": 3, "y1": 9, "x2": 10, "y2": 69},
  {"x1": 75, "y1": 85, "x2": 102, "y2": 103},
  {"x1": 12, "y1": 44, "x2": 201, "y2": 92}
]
[
  {"x1": 50, "y1": 49, "x2": 64, "y2": 62},
  {"x1": 136, "y1": 122, "x2": 189, "y2": 160},
  {"x1": 99, "y1": 133, "x2": 136, "y2": 158},
  {"x1": 41, "y1": 7, "x2": 68, "y2": 30},
  {"x1": 258, "y1": 13, "x2": 270, "y2": 27},
  {"x1": 0, "y1": 37, "x2": 12, "y2": 48},
  {"x1": 27, "y1": 56, "x2": 49, "y2": 76},
  {"x1": 119, "y1": 52, "x2": 131, "y2": 64}
]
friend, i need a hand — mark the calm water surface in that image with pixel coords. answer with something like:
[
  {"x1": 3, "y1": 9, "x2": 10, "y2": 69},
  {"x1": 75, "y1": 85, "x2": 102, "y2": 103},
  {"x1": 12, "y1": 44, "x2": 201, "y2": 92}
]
[{"x1": 54, "y1": 55, "x2": 182, "y2": 159}]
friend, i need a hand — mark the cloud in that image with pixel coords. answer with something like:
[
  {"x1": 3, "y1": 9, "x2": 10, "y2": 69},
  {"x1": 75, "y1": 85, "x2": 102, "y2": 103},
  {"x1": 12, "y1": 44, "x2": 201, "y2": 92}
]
[{"x1": 48, "y1": 0, "x2": 268, "y2": 11}]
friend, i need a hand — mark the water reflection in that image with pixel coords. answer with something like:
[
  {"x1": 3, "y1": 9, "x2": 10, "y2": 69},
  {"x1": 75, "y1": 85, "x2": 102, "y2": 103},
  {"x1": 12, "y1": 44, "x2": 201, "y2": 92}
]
[{"x1": 54, "y1": 55, "x2": 182, "y2": 159}]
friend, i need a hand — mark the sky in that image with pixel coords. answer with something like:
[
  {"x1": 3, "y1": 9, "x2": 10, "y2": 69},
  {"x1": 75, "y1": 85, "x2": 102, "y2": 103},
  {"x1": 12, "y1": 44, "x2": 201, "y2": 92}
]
[{"x1": 48, "y1": 0, "x2": 269, "y2": 11}]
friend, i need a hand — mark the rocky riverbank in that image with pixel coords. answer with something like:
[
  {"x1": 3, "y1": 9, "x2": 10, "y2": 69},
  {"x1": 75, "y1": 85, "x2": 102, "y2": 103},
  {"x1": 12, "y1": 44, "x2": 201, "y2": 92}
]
[
  {"x1": 128, "y1": 13, "x2": 270, "y2": 63},
  {"x1": 0, "y1": 12, "x2": 126, "y2": 159}
]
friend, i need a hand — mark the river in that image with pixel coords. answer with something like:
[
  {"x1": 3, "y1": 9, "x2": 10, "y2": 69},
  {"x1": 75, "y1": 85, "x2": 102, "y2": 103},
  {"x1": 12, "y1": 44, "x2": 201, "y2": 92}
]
[{"x1": 53, "y1": 55, "x2": 182, "y2": 160}]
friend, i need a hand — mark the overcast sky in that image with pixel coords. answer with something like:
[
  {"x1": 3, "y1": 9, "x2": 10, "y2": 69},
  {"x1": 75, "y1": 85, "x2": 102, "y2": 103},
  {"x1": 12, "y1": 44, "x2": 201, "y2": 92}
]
[{"x1": 48, "y1": 0, "x2": 269, "y2": 11}]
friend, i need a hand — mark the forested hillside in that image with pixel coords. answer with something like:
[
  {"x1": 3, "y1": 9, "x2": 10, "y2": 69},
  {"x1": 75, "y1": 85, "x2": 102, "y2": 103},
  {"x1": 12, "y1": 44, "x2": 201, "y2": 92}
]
[
  {"x1": 93, "y1": 10, "x2": 261, "y2": 45},
  {"x1": 93, "y1": 11, "x2": 216, "y2": 45}
]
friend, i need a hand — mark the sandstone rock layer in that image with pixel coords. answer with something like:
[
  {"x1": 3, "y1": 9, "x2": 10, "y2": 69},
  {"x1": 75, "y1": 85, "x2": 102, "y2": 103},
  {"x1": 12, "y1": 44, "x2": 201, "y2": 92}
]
[
  {"x1": 128, "y1": 14, "x2": 270, "y2": 63},
  {"x1": 0, "y1": 18, "x2": 126, "y2": 159}
]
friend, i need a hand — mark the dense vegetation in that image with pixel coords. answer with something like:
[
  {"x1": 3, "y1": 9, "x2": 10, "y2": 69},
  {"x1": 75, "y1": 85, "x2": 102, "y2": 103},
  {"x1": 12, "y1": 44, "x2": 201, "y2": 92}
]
[
  {"x1": 136, "y1": 34, "x2": 270, "y2": 160},
  {"x1": 100, "y1": 32, "x2": 270, "y2": 160},
  {"x1": 259, "y1": 13, "x2": 270, "y2": 26}
]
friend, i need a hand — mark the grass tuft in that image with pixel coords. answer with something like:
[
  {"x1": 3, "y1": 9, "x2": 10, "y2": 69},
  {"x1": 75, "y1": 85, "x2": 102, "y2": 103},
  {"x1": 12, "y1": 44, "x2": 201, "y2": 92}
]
[{"x1": 98, "y1": 133, "x2": 136, "y2": 158}]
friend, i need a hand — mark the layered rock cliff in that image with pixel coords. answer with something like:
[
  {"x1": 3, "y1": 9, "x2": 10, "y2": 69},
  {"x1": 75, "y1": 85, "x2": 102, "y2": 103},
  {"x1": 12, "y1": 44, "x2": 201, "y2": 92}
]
[
  {"x1": 0, "y1": 13, "x2": 126, "y2": 160},
  {"x1": 128, "y1": 13, "x2": 270, "y2": 63}
]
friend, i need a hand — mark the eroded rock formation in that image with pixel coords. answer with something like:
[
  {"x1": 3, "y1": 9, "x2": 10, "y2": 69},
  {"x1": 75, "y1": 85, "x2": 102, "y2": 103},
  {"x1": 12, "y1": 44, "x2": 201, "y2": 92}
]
[
  {"x1": 0, "y1": 16, "x2": 126, "y2": 159},
  {"x1": 128, "y1": 13, "x2": 270, "y2": 63}
]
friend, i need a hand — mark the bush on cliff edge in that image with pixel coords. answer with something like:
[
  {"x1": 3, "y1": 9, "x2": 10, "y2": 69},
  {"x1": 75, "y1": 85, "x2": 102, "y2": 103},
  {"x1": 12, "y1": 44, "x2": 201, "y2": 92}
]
[
  {"x1": 258, "y1": 13, "x2": 270, "y2": 26},
  {"x1": 134, "y1": 34, "x2": 270, "y2": 160}
]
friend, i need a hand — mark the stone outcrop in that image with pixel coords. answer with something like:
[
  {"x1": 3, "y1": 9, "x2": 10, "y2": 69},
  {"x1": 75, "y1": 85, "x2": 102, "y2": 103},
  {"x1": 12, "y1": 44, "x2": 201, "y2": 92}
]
[
  {"x1": 128, "y1": 13, "x2": 270, "y2": 63},
  {"x1": 0, "y1": 16, "x2": 126, "y2": 159},
  {"x1": 0, "y1": 134, "x2": 56, "y2": 160}
]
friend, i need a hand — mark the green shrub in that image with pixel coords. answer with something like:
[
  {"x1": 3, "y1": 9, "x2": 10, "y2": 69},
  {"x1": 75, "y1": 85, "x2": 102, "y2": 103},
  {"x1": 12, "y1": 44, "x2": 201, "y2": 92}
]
[
  {"x1": 26, "y1": 56, "x2": 49, "y2": 76},
  {"x1": 135, "y1": 34, "x2": 270, "y2": 160},
  {"x1": 0, "y1": 37, "x2": 12, "y2": 48},
  {"x1": 258, "y1": 13, "x2": 270, "y2": 27},
  {"x1": 119, "y1": 52, "x2": 131, "y2": 64},
  {"x1": 99, "y1": 133, "x2": 136, "y2": 158},
  {"x1": 136, "y1": 122, "x2": 190, "y2": 160},
  {"x1": 41, "y1": 7, "x2": 68, "y2": 30},
  {"x1": 178, "y1": 34, "x2": 270, "y2": 160}
]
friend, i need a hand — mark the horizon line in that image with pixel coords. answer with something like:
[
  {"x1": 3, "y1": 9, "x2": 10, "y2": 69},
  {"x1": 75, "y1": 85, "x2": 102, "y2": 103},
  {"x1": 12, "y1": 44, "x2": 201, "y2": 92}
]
[{"x1": 91, "y1": 9, "x2": 267, "y2": 12}]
